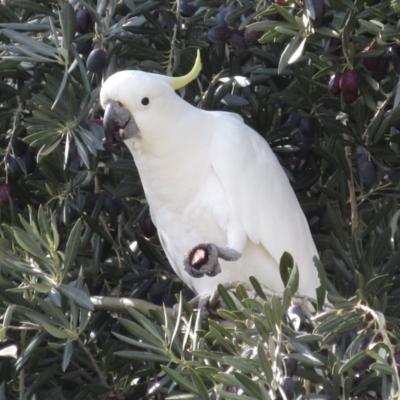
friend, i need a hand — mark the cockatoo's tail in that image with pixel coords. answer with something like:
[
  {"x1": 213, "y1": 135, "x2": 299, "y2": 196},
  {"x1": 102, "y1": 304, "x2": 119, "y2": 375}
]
[{"x1": 102, "y1": 50, "x2": 202, "y2": 142}]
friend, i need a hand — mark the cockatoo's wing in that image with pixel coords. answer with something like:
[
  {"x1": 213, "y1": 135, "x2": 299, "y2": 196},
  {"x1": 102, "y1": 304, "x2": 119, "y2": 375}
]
[{"x1": 210, "y1": 112, "x2": 320, "y2": 297}]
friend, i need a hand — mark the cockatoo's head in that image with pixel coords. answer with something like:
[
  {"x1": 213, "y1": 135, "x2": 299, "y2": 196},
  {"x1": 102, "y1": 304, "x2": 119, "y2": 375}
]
[{"x1": 100, "y1": 51, "x2": 201, "y2": 144}]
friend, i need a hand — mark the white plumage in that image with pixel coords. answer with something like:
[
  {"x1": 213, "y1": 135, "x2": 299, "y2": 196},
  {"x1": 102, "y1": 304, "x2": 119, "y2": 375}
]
[{"x1": 100, "y1": 59, "x2": 321, "y2": 300}]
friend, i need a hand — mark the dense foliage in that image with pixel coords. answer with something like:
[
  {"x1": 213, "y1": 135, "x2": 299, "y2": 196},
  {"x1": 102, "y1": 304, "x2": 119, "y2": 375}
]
[{"x1": 1, "y1": 0, "x2": 400, "y2": 398}]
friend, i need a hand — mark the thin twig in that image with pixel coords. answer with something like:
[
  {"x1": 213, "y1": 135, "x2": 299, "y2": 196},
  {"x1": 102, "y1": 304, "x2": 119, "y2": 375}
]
[
  {"x1": 77, "y1": 338, "x2": 108, "y2": 388},
  {"x1": 343, "y1": 133, "x2": 358, "y2": 231},
  {"x1": 19, "y1": 330, "x2": 25, "y2": 400}
]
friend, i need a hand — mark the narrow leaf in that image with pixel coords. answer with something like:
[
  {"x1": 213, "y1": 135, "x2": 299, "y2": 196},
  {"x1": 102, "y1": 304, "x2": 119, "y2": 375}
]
[
  {"x1": 189, "y1": 367, "x2": 210, "y2": 399},
  {"x1": 288, "y1": 37, "x2": 306, "y2": 64},
  {"x1": 58, "y1": 284, "x2": 94, "y2": 310},
  {"x1": 161, "y1": 365, "x2": 197, "y2": 393},
  {"x1": 278, "y1": 34, "x2": 301, "y2": 74},
  {"x1": 63, "y1": 219, "x2": 82, "y2": 276},
  {"x1": 13, "y1": 228, "x2": 46, "y2": 260},
  {"x1": 62, "y1": 340, "x2": 73, "y2": 372},
  {"x1": 217, "y1": 284, "x2": 238, "y2": 311},
  {"x1": 115, "y1": 351, "x2": 171, "y2": 363}
]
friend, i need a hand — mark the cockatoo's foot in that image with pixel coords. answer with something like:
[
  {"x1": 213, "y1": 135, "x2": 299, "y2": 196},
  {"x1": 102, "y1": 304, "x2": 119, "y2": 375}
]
[
  {"x1": 173, "y1": 292, "x2": 220, "y2": 318},
  {"x1": 183, "y1": 243, "x2": 241, "y2": 278}
]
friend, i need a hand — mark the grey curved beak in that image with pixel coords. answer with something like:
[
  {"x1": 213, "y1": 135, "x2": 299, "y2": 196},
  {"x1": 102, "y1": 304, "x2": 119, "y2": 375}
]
[{"x1": 103, "y1": 100, "x2": 140, "y2": 141}]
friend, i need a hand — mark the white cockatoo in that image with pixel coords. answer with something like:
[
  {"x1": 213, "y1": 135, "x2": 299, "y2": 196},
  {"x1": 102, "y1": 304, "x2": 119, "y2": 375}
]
[{"x1": 100, "y1": 51, "x2": 322, "y2": 305}]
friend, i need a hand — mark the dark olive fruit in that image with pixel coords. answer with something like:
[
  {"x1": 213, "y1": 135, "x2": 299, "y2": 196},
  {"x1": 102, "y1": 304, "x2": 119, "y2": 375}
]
[
  {"x1": 148, "y1": 284, "x2": 168, "y2": 305},
  {"x1": 287, "y1": 305, "x2": 306, "y2": 330},
  {"x1": 244, "y1": 29, "x2": 262, "y2": 45},
  {"x1": 75, "y1": 37, "x2": 92, "y2": 55},
  {"x1": 227, "y1": 387, "x2": 239, "y2": 393},
  {"x1": 318, "y1": 209, "x2": 332, "y2": 234},
  {"x1": 6, "y1": 137, "x2": 28, "y2": 157},
  {"x1": 139, "y1": 214, "x2": 157, "y2": 239},
  {"x1": 228, "y1": 31, "x2": 246, "y2": 49},
  {"x1": 299, "y1": 117, "x2": 317, "y2": 138},
  {"x1": 67, "y1": 142, "x2": 81, "y2": 169},
  {"x1": 101, "y1": 137, "x2": 112, "y2": 147},
  {"x1": 161, "y1": 294, "x2": 177, "y2": 308},
  {"x1": 388, "y1": 169, "x2": 400, "y2": 184},
  {"x1": 68, "y1": 141, "x2": 78, "y2": 160},
  {"x1": 103, "y1": 196, "x2": 123, "y2": 216},
  {"x1": 299, "y1": 118, "x2": 317, "y2": 136},
  {"x1": 140, "y1": 255, "x2": 155, "y2": 270},
  {"x1": 207, "y1": 25, "x2": 232, "y2": 44},
  {"x1": 75, "y1": 9, "x2": 93, "y2": 34},
  {"x1": 22, "y1": 151, "x2": 36, "y2": 174},
  {"x1": 215, "y1": 8, "x2": 228, "y2": 27},
  {"x1": 339, "y1": 69, "x2": 361, "y2": 93},
  {"x1": 360, "y1": 160, "x2": 377, "y2": 187},
  {"x1": 388, "y1": 45, "x2": 400, "y2": 74},
  {"x1": 328, "y1": 72, "x2": 342, "y2": 96},
  {"x1": 88, "y1": 118, "x2": 103, "y2": 127},
  {"x1": 216, "y1": 3, "x2": 239, "y2": 27},
  {"x1": 342, "y1": 90, "x2": 358, "y2": 104},
  {"x1": 113, "y1": 129, "x2": 124, "y2": 144},
  {"x1": 225, "y1": 3, "x2": 240, "y2": 26},
  {"x1": 356, "y1": 146, "x2": 368, "y2": 166},
  {"x1": 363, "y1": 46, "x2": 388, "y2": 81},
  {"x1": 69, "y1": 156, "x2": 81, "y2": 170},
  {"x1": 110, "y1": 321, "x2": 127, "y2": 335},
  {"x1": 87, "y1": 279, "x2": 104, "y2": 296},
  {"x1": 371, "y1": 58, "x2": 388, "y2": 81},
  {"x1": 6, "y1": 158, "x2": 23, "y2": 182},
  {"x1": 311, "y1": 0, "x2": 326, "y2": 27},
  {"x1": 277, "y1": 377, "x2": 295, "y2": 400},
  {"x1": 293, "y1": 131, "x2": 314, "y2": 156},
  {"x1": 180, "y1": 0, "x2": 196, "y2": 17},
  {"x1": 274, "y1": 0, "x2": 287, "y2": 4},
  {"x1": 287, "y1": 112, "x2": 302, "y2": 128},
  {"x1": 68, "y1": 152, "x2": 81, "y2": 170},
  {"x1": 363, "y1": 46, "x2": 380, "y2": 71},
  {"x1": 294, "y1": 118, "x2": 318, "y2": 158},
  {"x1": 0, "y1": 184, "x2": 16, "y2": 207},
  {"x1": 295, "y1": 118, "x2": 319, "y2": 153},
  {"x1": 87, "y1": 48, "x2": 106, "y2": 73},
  {"x1": 352, "y1": 337, "x2": 375, "y2": 372},
  {"x1": 267, "y1": 8, "x2": 284, "y2": 21},
  {"x1": 313, "y1": 0, "x2": 326, "y2": 20},
  {"x1": 324, "y1": 37, "x2": 342, "y2": 56},
  {"x1": 283, "y1": 356, "x2": 298, "y2": 377},
  {"x1": 102, "y1": 129, "x2": 124, "y2": 147}
]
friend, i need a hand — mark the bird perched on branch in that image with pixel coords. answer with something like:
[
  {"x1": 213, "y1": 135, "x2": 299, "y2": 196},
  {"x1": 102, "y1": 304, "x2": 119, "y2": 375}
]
[{"x1": 100, "y1": 50, "x2": 322, "y2": 308}]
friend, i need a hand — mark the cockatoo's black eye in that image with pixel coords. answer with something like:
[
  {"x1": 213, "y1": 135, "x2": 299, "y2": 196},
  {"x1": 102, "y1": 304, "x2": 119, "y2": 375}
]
[{"x1": 141, "y1": 97, "x2": 149, "y2": 106}]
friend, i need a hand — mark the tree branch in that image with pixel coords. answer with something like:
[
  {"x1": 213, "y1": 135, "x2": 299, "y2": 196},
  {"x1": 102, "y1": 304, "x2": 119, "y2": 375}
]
[{"x1": 91, "y1": 296, "x2": 174, "y2": 315}]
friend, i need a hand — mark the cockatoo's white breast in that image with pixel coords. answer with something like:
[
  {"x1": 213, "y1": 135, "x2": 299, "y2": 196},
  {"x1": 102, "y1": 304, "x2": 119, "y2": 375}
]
[{"x1": 127, "y1": 108, "x2": 319, "y2": 297}]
